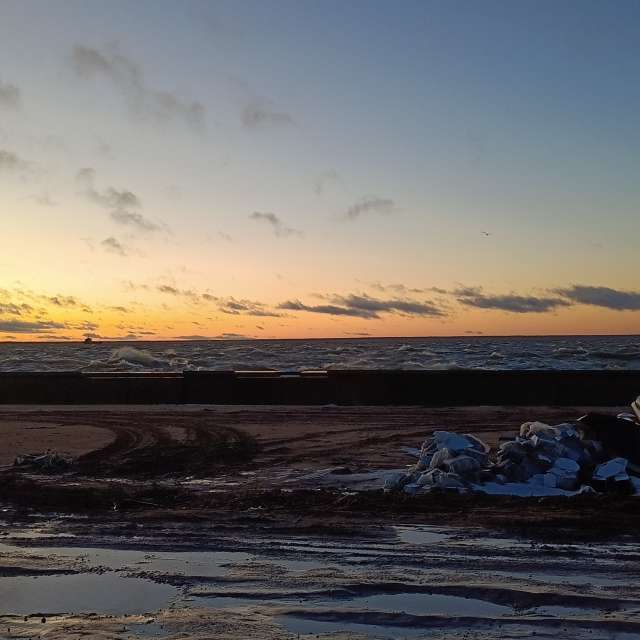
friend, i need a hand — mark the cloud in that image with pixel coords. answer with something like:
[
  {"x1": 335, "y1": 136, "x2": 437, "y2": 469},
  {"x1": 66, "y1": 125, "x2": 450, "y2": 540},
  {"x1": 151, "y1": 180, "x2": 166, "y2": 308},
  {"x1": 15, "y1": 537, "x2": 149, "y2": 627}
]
[
  {"x1": 218, "y1": 297, "x2": 282, "y2": 317},
  {"x1": 241, "y1": 99, "x2": 294, "y2": 129},
  {"x1": 0, "y1": 149, "x2": 27, "y2": 172},
  {"x1": 344, "y1": 197, "x2": 395, "y2": 220},
  {"x1": 0, "y1": 303, "x2": 31, "y2": 316},
  {"x1": 0, "y1": 319, "x2": 66, "y2": 334},
  {"x1": 0, "y1": 80, "x2": 20, "y2": 110},
  {"x1": 455, "y1": 287, "x2": 570, "y2": 313},
  {"x1": 155, "y1": 284, "x2": 200, "y2": 303},
  {"x1": 101, "y1": 236, "x2": 128, "y2": 257},
  {"x1": 331, "y1": 294, "x2": 445, "y2": 317},
  {"x1": 369, "y1": 282, "x2": 428, "y2": 295},
  {"x1": 70, "y1": 45, "x2": 205, "y2": 133},
  {"x1": 555, "y1": 285, "x2": 640, "y2": 311},
  {"x1": 278, "y1": 293, "x2": 443, "y2": 320},
  {"x1": 77, "y1": 167, "x2": 160, "y2": 232},
  {"x1": 109, "y1": 210, "x2": 160, "y2": 232},
  {"x1": 48, "y1": 295, "x2": 78, "y2": 307},
  {"x1": 249, "y1": 211, "x2": 302, "y2": 237},
  {"x1": 278, "y1": 300, "x2": 379, "y2": 319}
]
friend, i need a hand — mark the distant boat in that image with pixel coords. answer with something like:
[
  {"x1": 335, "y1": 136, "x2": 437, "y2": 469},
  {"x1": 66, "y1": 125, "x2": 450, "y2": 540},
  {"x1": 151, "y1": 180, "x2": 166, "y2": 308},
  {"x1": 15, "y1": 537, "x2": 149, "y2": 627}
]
[{"x1": 83, "y1": 337, "x2": 94, "y2": 344}]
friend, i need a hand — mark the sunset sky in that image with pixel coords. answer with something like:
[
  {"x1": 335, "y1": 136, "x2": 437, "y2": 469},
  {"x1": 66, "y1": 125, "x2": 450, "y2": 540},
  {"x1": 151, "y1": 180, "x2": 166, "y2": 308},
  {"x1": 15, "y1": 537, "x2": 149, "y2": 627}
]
[{"x1": 1, "y1": 0, "x2": 639, "y2": 341}]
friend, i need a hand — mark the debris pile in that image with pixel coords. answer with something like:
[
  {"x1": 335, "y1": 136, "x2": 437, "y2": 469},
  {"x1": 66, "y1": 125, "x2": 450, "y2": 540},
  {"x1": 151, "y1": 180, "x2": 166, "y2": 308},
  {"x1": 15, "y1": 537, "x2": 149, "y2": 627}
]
[{"x1": 392, "y1": 407, "x2": 640, "y2": 497}]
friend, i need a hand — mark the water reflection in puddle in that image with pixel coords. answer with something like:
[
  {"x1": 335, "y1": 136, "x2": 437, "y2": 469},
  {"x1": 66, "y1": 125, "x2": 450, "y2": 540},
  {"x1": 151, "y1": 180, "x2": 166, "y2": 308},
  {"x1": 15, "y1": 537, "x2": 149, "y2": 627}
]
[
  {"x1": 394, "y1": 526, "x2": 450, "y2": 545},
  {"x1": 280, "y1": 616, "x2": 428, "y2": 639},
  {"x1": 0, "y1": 573, "x2": 178, "y2": 615},
  {"x1": 345, "y1": 592, "x2": 511, "y2": 617}
]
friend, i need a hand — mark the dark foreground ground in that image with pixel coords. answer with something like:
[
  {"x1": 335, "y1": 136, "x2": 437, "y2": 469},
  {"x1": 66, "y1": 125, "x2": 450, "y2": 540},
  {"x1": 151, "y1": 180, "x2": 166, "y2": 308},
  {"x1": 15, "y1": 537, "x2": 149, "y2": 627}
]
[
  {"x1": 3, "y1": 405, "x2": 640, "y2": 640},
  {"x1": 0, "y1": 404, "x2": 637, "y2": 537}
]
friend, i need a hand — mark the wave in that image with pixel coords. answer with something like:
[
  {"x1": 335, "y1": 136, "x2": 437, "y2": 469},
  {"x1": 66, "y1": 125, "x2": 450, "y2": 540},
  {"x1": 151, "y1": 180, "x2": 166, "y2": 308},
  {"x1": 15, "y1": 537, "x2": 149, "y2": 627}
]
[{"x1": 107, "y1": 347, "x2": 168, "y2": 368}]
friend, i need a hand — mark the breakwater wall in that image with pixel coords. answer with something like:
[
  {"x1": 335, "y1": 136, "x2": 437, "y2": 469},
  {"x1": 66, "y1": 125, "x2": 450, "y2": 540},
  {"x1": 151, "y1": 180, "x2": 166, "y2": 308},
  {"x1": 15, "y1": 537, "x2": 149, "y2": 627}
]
[{"x1": 0, "y1": 370, "x2": 638, "y2": 406}]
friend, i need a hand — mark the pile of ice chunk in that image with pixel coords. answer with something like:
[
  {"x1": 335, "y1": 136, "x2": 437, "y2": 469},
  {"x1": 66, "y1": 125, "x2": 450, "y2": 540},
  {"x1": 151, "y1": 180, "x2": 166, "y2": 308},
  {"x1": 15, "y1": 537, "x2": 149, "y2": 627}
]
[{"x1": 392, "y1": 419, "x2": 640, "y2": 497}]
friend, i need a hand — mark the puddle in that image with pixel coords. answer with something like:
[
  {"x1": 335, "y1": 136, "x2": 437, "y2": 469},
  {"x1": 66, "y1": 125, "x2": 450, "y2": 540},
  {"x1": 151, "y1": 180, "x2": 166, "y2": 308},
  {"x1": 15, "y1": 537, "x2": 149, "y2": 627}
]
[
  {"x1": 279, "y1": 615, "x2": 428, "y2": 638},
  {"x1": 500, "y1": 570, "x2": 637, "y2": 587},
  {"x1": 340, "y1": 592, "x2": 512, "y2": 617},
  {"x1": 124, "y1": 621, "x2": 170, "y2": 637},
  {"x1": 0, "y1": 542, "x2": 252, "y2": 576},
  {"x1": 527, "y1": 605, "x2": 606, "y2": 617},
  {"x1": 394, "y1": 526, "x2": 450, "y2": 545},
  {"x1": 198, "y1": 591, "x2": 512, "y2": 618},
  {"x1": 0, "y1": 573, "x2": 178, "y2": 615}
]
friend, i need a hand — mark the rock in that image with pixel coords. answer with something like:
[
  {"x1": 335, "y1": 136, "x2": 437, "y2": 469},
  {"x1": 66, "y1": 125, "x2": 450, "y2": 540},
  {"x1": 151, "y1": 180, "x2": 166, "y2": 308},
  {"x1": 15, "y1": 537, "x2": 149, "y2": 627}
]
[
  {"x1": 498, "y1": 441, "x2": 527, "y2": 463},
  {"x1": 546, "y1": 457, "x2": 580, "y2": 490},
  {"x1": 429, "y1": 447, "x2": 453, "y2": 470},
  {"x1": 463, "y1": 434, "x2": 490, "y2": 453},
  {"x1": 446, "y1": 455, "x2": 480, "y2": 476},
  {"x1": 432, "y1": 431, "x2": 475, "y2": 454},
  {"x1": 578, "y1": 413, "x2": 640, "y2": 465},
  {"x1": 417, "y1": 469, "x2": 442, "y2": 486},
  {"x1": 383, "y1": 472, "x2": 408, "y2": 491},
  {"x1": 403, "y1": 482, "x2": 420, "y2": 495},
  {"x1": 594, "y1": 457, "x2": 628, "y2": 481},
  {"x1": 520, "y1": 421, "x2": 558, "y2": 439},
  {"x1": 592, "y1": 457, "x2": 634, "y2": 494},
  {"x1": 553, "y1": 458, "x2": 580, "y2": 474}
]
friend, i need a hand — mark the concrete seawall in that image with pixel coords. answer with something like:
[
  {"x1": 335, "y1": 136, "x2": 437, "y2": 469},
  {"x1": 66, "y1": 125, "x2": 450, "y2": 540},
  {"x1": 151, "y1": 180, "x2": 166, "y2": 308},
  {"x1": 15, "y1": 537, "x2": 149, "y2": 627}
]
[{"x1": 0, "y1": 370, "x2": 638, "y2": 406}]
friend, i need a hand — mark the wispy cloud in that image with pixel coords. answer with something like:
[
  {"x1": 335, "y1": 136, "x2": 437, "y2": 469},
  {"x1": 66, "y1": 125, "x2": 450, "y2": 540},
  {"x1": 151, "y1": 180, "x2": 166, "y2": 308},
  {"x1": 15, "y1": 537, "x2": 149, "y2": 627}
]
[
  {"x1": 0, "y1": 302, "x2": 32, "y2": 316},
  {"x1": 156, "y1": 284, "x2": 199, "y2": 301},
  {"x1": 70, "y1": 45, "x2": 205, "y2": 133},
  {"x1": 241, "y1": 99, "x2": 294, "y2": 129},
  {"x1": 47, "y1": 295, "x2": 78, "y2": 308},
  {"x1": 344, "y1": 197, "x2": 395, "y2": 220},
  {"x1": 101, "y1": 236, "x2": 128, "y2": 257},
  {"x1": 455, "y1": 287, "x2": 571, "y2": 313},
  {"x1": 249, "y1": 211, "x2": 302, "y2": 237},
  {"x1": 77, "y1": 167, "x2": 161, "y2": 232},
  {"x1": 369, "y1": 282, "x2": 429, "y2": 295},
  {"x1": 218, "y1": 297, "x2": 282, "y2": 317},
  {"x1": 0, "y1": 80, "x2": 20, "y2": 110},
  {"x1": 555, "y1": 285, "x2": 640, "y2": 311},
  {"x1": 0, "y1": 149, "x2": 27, "y2": 172}
]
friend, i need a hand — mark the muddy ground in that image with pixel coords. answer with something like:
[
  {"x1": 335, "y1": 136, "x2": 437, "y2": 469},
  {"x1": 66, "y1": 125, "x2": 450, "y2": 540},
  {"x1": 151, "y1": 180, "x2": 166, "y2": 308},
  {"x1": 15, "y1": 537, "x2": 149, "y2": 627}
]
[
  {"x1": 0, "y1": 404, "x2": 638, "y2": 535},
  {"x1": 1, "y1": 405, "x2": 640, "y2": 640}
]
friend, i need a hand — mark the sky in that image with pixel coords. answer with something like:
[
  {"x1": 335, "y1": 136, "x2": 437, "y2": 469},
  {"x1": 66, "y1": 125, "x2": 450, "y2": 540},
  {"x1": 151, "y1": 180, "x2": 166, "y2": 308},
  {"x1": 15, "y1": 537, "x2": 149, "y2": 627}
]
[{"x1": 0, "y1": 0, "x2": 639, "y2": 341}]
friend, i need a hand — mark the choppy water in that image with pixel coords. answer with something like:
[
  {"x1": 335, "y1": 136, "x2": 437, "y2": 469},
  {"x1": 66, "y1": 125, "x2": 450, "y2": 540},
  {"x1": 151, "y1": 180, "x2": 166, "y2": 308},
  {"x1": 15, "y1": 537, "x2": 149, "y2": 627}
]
[{"x1": 0, "y1": 336, "x2": 638, "y2": 372}]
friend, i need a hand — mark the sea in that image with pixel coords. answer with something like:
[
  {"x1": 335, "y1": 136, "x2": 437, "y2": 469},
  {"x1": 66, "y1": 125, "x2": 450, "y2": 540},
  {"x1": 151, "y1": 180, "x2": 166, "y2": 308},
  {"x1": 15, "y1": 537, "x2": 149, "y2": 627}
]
[{"x1": 0, "y1": 335, "x2": 638, "y2": 372}]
